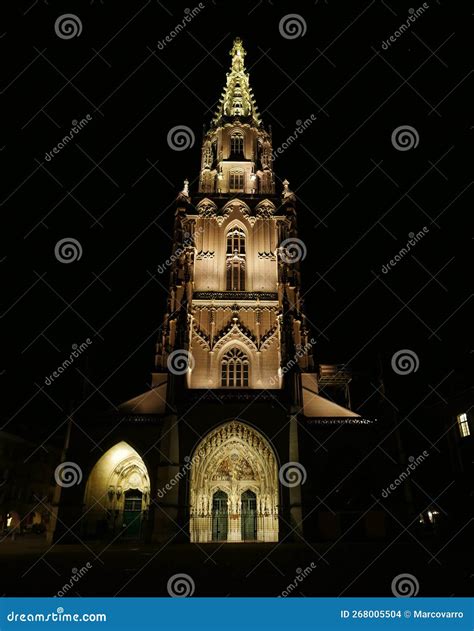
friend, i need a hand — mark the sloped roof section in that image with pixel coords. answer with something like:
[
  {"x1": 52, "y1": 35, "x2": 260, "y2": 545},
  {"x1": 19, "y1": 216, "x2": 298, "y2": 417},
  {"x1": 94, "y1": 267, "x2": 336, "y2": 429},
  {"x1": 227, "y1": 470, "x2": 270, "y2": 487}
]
[
  {"x1": 118, "y1": 375, "x2": 168, "y2": 415},
  {"x1": 301, "y1": 373, "x2": 360, "y2": 418}
]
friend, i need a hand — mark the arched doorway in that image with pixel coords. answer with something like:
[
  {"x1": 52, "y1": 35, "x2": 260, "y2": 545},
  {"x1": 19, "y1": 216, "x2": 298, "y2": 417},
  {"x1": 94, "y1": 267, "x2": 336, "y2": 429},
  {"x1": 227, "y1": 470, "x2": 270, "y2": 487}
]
[
  {"x1": 83, "y1": 442, "x2": 150, "y2": 539},
  {"x1": 212, "y1": 490, "x2": 228, "y2": 541},
  {"x1": 189, "y1": 421, "x2": 279, "y2": 542},
  {"x1": 241, "y1": 490, "x2": 257, "y2": 541}
]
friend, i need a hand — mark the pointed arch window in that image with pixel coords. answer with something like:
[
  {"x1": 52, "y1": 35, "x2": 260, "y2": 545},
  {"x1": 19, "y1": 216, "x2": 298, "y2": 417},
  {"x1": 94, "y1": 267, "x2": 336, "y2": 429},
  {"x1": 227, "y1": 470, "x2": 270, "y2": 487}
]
[
  {"x1": 230, "y1": 133, "x2": 244, "y2": 156},
  {"x1": 221, "y1": 348, "x2": 249, "y2": 387},
  {"x1": 229, "y1": 170, "x2": 244, "y2": 192},
  {"x1": 226, "y1": 227, "x2": 246, "y2": 290},
  {"x1": 226, "y1": 227, "x2": 246, "y2": 255}
]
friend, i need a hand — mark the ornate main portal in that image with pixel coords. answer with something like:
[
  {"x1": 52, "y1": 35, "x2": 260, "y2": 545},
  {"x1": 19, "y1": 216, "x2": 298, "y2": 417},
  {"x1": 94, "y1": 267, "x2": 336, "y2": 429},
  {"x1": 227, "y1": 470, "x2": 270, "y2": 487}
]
[{"x1": 189, "y1": 421, "x2": 279, "y2": 542}]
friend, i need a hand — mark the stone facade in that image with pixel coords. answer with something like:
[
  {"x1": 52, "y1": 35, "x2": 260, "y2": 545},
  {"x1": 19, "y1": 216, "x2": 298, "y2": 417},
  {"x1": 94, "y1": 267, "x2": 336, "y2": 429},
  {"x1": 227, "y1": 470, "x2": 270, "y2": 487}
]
[{"x1": 54, "y1": 38, "x2": 362, "y2": 546}]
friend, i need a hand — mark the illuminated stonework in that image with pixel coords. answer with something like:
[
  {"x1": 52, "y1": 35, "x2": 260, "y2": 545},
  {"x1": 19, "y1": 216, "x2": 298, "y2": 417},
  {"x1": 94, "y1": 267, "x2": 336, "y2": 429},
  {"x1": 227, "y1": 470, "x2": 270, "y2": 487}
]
[
  {"x1": 190, "y1": 421, "x2": 279, "y2": 542},
  {"x1": 83, "y1": 442, "x2": 150, "y2": 538},
  {"x1": 155, "y1": 38, "x2": 315, "y2": 392},
  {"x1": 51, "y1": 39, "x2": 361, "y2": 547}
]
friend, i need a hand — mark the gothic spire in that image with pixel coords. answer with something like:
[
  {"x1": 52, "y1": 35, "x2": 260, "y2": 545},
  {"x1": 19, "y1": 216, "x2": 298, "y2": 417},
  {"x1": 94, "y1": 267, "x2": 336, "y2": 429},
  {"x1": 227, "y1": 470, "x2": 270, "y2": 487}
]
[{"x1": 212, "y1": 37, "x2": 262, "y2": 128}]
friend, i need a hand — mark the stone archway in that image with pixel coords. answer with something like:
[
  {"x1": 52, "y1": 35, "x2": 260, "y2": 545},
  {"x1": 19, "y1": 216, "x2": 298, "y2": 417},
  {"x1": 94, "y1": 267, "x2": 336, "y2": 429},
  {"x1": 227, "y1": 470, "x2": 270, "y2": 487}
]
[
  {"x1": 189, "y1": 421, "x2": 279, "y2": 542},
  {"x1": 83, "y1": 442, "x2": 150, "y2": 539}
]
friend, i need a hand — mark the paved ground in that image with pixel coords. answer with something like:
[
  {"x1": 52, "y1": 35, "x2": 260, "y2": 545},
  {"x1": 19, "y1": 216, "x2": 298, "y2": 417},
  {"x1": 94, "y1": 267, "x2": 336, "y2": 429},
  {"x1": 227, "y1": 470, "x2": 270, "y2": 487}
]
[{"x1": 0, "y1": 535, "x2": 471, "y2": 597}]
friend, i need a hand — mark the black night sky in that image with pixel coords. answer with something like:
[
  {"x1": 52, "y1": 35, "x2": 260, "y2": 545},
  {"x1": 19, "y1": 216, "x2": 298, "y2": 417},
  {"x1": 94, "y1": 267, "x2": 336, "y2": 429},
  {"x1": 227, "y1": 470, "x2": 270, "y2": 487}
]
[{"x1": 4, "y1": 0, "x2": 472, "y2": 445}]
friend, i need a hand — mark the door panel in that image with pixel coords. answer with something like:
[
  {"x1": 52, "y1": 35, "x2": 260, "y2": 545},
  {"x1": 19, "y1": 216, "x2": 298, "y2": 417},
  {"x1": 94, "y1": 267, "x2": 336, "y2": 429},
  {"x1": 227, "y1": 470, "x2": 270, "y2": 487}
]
[
  {"x1": 212, "y1": 491, "x2": 228, "y2": 541},
  {"x1": 122, "y1": 490, "x2": 142, "y2": 539},
  {"x1": 241, "y1": 490, "x2": 257, "y2": 541}
]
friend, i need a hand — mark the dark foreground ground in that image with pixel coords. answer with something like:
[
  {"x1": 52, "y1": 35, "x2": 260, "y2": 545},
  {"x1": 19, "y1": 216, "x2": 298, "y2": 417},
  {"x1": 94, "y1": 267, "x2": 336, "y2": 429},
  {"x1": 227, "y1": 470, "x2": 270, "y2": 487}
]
[{"x1": 0, "y1": 535, "x2": 472, "y2": 597}]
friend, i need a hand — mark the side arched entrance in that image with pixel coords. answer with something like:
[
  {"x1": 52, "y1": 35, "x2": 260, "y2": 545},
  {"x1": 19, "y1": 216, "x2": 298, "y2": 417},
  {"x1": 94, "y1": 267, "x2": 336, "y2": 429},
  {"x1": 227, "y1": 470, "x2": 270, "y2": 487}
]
[{"x1": 83, "y1": 442, "x2": 150, "y2": 539}]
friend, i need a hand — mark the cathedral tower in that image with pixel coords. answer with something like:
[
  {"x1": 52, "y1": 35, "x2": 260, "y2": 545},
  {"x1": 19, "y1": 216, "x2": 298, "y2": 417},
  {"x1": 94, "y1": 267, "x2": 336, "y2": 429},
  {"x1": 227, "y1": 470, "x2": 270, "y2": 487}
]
[
  {"x1": 155, "y1": 37, "x2": 314, "y2": 394},
  {"x1": 60, "y1": 38, "x2": 359, "y2": 547},
  {"x1": 151, "y1": 38, "x2": 318, "y2": 543}
]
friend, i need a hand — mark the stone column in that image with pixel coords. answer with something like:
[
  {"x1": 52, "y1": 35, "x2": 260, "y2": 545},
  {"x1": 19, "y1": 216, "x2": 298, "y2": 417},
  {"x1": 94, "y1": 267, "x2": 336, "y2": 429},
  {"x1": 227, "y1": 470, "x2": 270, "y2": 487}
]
[
  {"x1": 288, "y1": 412, "x2": 304, "y2": 539},
  {"x1": 227, "y1": 493, "x2": 241, "y2": 541},
  {"x1": 152, "y1": 413, "x2": 181, "y2": 543}
]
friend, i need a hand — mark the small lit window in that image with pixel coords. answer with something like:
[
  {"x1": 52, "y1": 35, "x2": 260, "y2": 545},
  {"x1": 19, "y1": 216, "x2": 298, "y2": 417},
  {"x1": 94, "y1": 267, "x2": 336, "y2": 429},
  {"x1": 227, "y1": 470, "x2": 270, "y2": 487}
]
[
  {"x1": 231, "y1": 133, "x2": 244, "y2": 155},
  {"x1": 226, "y1": 227, "x2": 246, "y2": 255},
  {"x1": 221, "y1": 348, "x2": 249, "y2": 387},
  {"x1": 229, "y1": 171, "x2": 244, "y2": 192},
  {"x1": 457, "y1": 413, "x2": 470, "y2": 438}
]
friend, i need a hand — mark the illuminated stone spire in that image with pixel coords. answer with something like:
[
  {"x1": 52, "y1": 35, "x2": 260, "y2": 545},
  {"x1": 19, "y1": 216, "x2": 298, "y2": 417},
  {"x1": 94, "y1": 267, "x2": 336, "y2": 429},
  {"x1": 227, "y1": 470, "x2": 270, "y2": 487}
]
[
  {"x1": 199, "y1": 37, "x2": 274, "y2": 194},
  {"x1": 212, "y1": 37, "x2": 262, "y2": 128}
]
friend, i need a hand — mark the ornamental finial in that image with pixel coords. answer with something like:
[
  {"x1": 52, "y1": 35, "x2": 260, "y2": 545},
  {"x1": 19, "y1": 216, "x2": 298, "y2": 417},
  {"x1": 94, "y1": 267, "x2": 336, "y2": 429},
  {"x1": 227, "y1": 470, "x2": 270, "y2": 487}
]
[
  {"x1": 282, "y1": 179, "x2": 296, "y2": 201},
  {"x1": 177, "y1": 178, "x2": 190, "y2": 203},
  {"x1": 230, "y1": 37, "x2": 246, "y2": 71}
]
